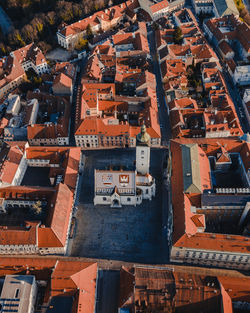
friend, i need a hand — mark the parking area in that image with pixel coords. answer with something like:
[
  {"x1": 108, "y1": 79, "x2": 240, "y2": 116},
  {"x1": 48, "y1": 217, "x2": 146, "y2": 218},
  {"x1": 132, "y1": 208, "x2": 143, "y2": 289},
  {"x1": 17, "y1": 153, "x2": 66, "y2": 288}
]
[
  {"x1": 68, "y1": 148, "x2": 168, "y2": 263},
  {"x1": 46, "y1": 48, "x2": 73, "y2": 62}
]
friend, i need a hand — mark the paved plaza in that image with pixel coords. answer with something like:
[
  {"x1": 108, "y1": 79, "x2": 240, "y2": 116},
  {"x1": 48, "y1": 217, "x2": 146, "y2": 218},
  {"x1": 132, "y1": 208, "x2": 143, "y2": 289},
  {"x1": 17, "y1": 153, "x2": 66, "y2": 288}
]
[{"x1": 69, "y1": 148, "x2": 169, "y2": 263}]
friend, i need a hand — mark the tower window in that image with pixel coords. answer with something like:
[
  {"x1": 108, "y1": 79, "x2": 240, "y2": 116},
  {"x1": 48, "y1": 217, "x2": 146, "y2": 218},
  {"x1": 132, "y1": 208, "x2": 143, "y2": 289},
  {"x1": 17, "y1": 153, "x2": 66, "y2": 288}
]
[{"x1": 141, "y1": 150, "x2": 144, "y2": 155}]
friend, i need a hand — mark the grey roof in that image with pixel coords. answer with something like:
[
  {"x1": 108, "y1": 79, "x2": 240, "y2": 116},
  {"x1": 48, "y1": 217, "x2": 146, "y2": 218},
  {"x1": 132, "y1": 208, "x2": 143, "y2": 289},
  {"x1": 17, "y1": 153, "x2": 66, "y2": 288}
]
[
  {"x1": 201, "y1": 193, "x2": 249, "y2": 207},
  {"x1": 182, "y1": 144, "x2": 202, "y2": 194},
  {"x1": 214, "y1": 0, "x2": 239, "y2": 17}
]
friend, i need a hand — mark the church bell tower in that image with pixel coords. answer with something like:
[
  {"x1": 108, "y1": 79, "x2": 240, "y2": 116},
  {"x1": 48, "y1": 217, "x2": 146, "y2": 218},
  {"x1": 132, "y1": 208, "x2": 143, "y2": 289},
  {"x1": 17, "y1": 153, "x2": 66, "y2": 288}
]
[{"x1": 136, "y1": 124, "x2": 151, "y2": 175}]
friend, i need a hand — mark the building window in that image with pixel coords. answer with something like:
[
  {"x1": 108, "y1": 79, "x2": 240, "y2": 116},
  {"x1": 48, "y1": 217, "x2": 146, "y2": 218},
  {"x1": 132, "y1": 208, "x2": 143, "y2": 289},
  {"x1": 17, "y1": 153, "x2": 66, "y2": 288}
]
[
  {"x1": 15, "y1": 289, "x2": 20, "y2": 298},
  {"x1": 127, "y1": 197, "x2": 131, "y2": 202},
  {"x1": 146, "y1": 189, "x2": 149, "y2": 194}
]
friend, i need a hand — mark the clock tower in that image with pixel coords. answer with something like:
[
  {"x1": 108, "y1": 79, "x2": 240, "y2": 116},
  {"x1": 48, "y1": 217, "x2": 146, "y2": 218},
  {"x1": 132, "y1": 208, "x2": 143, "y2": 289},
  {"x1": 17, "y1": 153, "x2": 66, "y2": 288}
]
[{"x1": 136, "y1": 124, "x2": 151, "y2": 175}]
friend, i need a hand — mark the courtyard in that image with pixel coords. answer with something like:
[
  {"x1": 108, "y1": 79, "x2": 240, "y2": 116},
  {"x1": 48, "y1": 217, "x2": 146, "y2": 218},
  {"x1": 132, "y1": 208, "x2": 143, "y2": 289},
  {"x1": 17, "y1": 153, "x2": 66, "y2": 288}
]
[{"x1": 68, "y1": 148, "x2": 169, "y2": 263}]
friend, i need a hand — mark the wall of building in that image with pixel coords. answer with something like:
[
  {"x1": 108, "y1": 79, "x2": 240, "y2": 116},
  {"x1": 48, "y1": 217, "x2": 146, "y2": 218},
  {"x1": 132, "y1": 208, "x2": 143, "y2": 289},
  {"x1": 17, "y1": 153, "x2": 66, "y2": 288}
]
[
  {"x1": 171, "y1": 246, "x2": 250, "y2": 270},
  {"x1": 29, "y1": 137, "x2": 69, "y2": 146},
  {"x1": 137, "y1": 184, "x2": 155, "y2": 200},
  {"x1": 0, "y1": 75, "x2": 25, "y2": 100},
  {"x1": 136, "y1": 145, "x2": 150, "y2": 175},
  {"x1": 0, "y1": 244, "x2": 38, "y2": 254},
  {"x1": 12, "y1": 154, "x2": 28, "y2": 186},
  {"x1": 94, "y1": 193, "x2": 141, "y2": 206}
]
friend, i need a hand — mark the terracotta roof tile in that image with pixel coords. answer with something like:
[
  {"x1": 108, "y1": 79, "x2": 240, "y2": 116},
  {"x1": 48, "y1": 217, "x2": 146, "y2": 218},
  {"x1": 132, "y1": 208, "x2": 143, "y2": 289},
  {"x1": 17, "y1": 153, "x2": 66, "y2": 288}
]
[
  {"x1": 0, "y1": 145, "x2": 24, "y2": 184},
  {"x1": 171, "y1": 138, "x2": 250, "y2": 253},
  {"x1": 150, "y1": 0, "x2": 169, "y2": 13}
]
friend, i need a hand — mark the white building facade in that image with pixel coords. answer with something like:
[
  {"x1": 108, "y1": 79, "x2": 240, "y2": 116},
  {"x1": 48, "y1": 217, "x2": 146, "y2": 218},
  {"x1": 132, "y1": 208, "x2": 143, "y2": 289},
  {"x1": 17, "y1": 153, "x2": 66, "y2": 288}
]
[
  {"x1": 94, "y1": 125, "x2": 156, "y2": 207},
  {"x1": 233, "y1": 65, "x2": 250, "y2": 86}
]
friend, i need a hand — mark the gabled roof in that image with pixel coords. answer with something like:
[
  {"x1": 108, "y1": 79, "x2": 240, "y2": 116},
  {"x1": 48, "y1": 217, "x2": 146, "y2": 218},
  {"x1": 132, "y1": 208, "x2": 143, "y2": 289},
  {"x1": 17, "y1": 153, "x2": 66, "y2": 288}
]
[
  {"x1": 171, "y1": 138, "x2": 250, "y2": 252},
  {"x1": 182, "y1": 144, "x2": 202, "y2": 194},
  {"x1": 53, "y1": 72, "x2": 72, "y2": 89},
  {"x1": 0, "y1": 257, "x2": 97, "y2": 313},
  {"x1": 150, "y1": 0, "x2": 169, "y2": 13},
  {"x1": 216, "y1": 146, "x2": 231, "y2": 163},
  {"x1": 38, "y1": 183, "x2": 73, "y2": 248},
  {"x1": 0, "y1": 222, "x2": 38, "y2": 245},
  {"x1": 220, "y1": 283, "x2": 233, "y2": 313},
  {"x1": 214, "y1": 0, "x2": 238, "y2": 16},
  {"x1": 0, "y1": 145, "x2": 24, "y2": 185}
]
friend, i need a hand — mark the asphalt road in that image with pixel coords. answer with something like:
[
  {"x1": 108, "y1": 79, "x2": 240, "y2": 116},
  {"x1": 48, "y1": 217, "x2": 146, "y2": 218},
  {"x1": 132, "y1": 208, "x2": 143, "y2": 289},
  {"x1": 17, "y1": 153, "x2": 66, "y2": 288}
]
[{"x1": 0, "y1": 7, "x2": 13, "y2": 35}]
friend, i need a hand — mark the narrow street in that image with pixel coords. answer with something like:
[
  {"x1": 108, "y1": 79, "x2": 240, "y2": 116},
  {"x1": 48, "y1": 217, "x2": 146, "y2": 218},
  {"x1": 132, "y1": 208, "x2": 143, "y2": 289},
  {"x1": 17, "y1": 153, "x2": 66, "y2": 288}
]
[
  {"x1": 147, "y1": 26, "x2": 172, "y2": 145},
  {"x1": 201, "y1": 27, "x2": 249, "y2": 133},
  {"x1": 222, "y1": 68, "x2": 249, "y2": 133},
  {"x1": 69, "y1": 57, "x2": 88, "y2": 145},
  {"x1": 147, "y1": 27, "x2": 171, "y2": 262}
]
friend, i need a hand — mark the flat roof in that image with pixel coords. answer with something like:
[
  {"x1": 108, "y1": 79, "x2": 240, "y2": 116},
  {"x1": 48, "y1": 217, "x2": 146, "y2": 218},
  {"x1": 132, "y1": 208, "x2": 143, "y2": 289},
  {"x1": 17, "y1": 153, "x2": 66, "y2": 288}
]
[
  {"x1": 202, "y1": 193, "x2": 250, "y2": 207},
  {"x1": 0, "y1": 275, "x2": 36, "y2": 313}
]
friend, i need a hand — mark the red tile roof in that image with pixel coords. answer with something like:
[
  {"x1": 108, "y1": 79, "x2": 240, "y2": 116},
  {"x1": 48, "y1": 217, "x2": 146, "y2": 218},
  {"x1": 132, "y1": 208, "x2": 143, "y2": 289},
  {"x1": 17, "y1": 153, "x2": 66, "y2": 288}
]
[
  {"x1": 206, "y1": 15, "x2": 250, "y2": 54},
  {"x1": 120, "y1": 266, "x2": 247, "y2": 312},
  {"x1": 171, "y1": 138, "x2": 250, "y2": 253},
  {"x1": 0, "y1": 257, "x2": 97, "y2": 313},
  {"x1": 220, "y1": 283, "x2": 233, "y2": 313},
  {"x1": 218, "y1": 40, "x2": 234, "y2": 56},
  {"x1": 150, "y1": 0, "x2": 169, "y2": 13},
  {"x1": 53, "y1": 72, "x2": 72, "y2": 89},
  {"x1": 0, "y1": 222, "x2": 38, "y2": 245},
  {"x1": 58, "y1": 2, "x2": 127, "y2": 37},
  {"x1": 26, "y1": 92, "x2": 70, "y2": 140},
  {"x1": 0, "y1": 146, "x2": 81, "y2": 250},
  {"x1": 0, "y1": 145, "x2": 24, "y2": 185}
]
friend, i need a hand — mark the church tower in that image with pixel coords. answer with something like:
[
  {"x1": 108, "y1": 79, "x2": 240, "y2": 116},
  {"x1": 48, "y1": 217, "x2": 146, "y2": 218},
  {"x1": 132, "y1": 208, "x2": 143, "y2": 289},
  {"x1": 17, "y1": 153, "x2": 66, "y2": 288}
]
[{"x1": 136, "y1": 124, "x2": 151, "y2": 175}]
